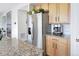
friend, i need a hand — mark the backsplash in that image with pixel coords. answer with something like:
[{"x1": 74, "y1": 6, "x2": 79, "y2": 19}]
[
  {"x1": 48, "y1": 24, "x2": 70, "y2": 35},
  {"x1": 63, "y1": 24, "x2": 70, "y2": 35},
  {"x1": 47, "y1": 24, "x2": 51, "y2": 33}
]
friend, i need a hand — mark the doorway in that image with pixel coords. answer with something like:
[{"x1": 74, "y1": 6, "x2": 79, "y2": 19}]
[{"x1": 6, "y1": 11, "x2": 12, "y2": 38}]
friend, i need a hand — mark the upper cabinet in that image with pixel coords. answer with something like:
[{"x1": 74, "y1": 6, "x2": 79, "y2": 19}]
[
  {"x1": 34, "y1": 3, "x2": 49, "y2": 11},
  {"x1": 49, "y1": 4, "x2": 57, "y2": 23},
  {"x1": 59, "y1": 4, "x2": 70, "y2": 23},
  {"x1": 49, "y1": 3, "x2": 70, "y2": 24},
  {"x1": 34, "y1": 4, "x2": 41, "y2": 10},
  {"x1": 32, "y1": 3, "x2": 70, "y2": 24},
  {"x1": 41, "y1": 3, "x2": 49, "y2": 11}
]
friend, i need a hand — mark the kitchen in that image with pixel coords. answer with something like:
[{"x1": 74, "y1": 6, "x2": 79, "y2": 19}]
[
  {"x1": 0, "y1": 3, "x2": 79, "y2": 56},
  {"x1": 27, "y1": 3, "x2": 70, "y2": 56}
]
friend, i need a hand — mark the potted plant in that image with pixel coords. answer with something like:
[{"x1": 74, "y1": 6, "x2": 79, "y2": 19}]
[
  {"x1": 38, "y1": 8, "x2": 45, "y2": 13},
  {"x1": 27, "y1": 11, "x2": 32, "y2": 15},
  {"x1": 31, "y1": 8, "x2": 37, "y2": 14},
  {"x1": 27, "y1": 8, "x2": 38, "y2": 15}
]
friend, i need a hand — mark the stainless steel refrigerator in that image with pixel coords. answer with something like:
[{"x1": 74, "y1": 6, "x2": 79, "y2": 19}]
[{"x1": 27, "y1": 13, "x2": 49, "y2": 49}]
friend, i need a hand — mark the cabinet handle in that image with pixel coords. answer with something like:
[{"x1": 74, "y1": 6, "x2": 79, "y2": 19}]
[
  {"x1": 52, "y1": 43, "x2": 54, "y2": 48},
  {"x1": 58, "y1": 16, "x2": 59, "y2": 22},
  {"x1": 55, "y1": 17, "x2": 57, "y2": 22},
  {"x1": 55, "y1": 43, "x2": 57, "y2": 49}
]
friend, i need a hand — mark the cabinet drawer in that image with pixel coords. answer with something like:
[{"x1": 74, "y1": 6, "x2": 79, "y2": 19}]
[{"x1": 57, "y1": 38, "x2": 68, "y2": 44}]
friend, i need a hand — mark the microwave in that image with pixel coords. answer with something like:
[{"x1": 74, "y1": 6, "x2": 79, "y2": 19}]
[{"x1": 53, "y1": 24, "x2": 63, "y2": 36}]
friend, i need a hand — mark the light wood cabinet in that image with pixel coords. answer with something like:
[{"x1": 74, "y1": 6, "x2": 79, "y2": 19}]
[
  {"x1": 49, "y1": 3, "x2": 70, "y2": 24},
  {"x1": 32, "y1": 3, "x2": 70, "y2": 24},
  {"x1": 33, "y1": 3, "x2": 48, "y2": 11},
  {"x1": 34, "y1": 4, "x2": 41, "y2": 10},
  {"x1": 46, "y1": 35, "x2": 69, "y2": 56},
  {"x1": 59, "y1": 4, "x2": 70, "y2": 23},
  {"x1": 49, "y1": 4, "x2": 57, "y2": 23},
  {"x1": 56, "y1": 38, "x2": 68, "y2": 56},
  {"x1": 46, "y1": 35, "x2": 55, "y2": 56},
  {"x1": 41, "y1": 3, "x2": 49, "y2": 11}
]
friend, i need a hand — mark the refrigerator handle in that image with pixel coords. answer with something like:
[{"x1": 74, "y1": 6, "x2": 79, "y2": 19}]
[{"x1": 28, "y1": 28, "x2": 31, "y2": 35}]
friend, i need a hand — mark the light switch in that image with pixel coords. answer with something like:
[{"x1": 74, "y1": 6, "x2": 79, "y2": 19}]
[
  {"x1": 76, "y1": 39, "x2": 79, "y2": 42},
  {"x1": 76, "y1": 35, "x2": 79, "y2": 42}
]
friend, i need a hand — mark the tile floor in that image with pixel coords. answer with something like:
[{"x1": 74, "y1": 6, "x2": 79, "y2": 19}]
[{"x1": 0, "y1": 37, "x2": 43, "y2": 56}]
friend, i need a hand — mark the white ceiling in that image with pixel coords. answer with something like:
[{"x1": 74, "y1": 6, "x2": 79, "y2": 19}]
[{"x1": 0, "y1": 3, "x2": 24, "y2": 16}]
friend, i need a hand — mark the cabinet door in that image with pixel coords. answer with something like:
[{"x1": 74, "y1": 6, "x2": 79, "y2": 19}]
[
  {"x1": 46, "y1": 35, "x2": 55, "y2": 56},
  {"x1": 59, "y1": 4, "x2": 69, "y2": 23},
  {"x1": 49, "y1": 4, "x2": 57, "y2": 24},
  {"x1": 41, "y1": 3, "x2": 48, "y2": 11},
  {"x1": 52, "y1": 37, "x2": 58, "y2": 55},
  {"x1": 56, "y1": 39, "x2": 68, "y2": 56}
]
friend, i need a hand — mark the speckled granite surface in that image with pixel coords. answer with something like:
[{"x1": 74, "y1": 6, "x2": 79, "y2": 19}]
[{"x1": 0, "y1": 37, "x2": 43, "y2": 56}]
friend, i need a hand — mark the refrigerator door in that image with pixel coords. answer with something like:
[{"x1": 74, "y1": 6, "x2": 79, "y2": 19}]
[
  {"x1": 32, "y1": 13, "x2": 42, "y2": 49},
  {"x1": 42, "y1": 13, "x2": 49, "y2": 52},
  {"x1": 32, "y1": 14, "x2": 38, "y2": 46},
  {"x1": 36, "y1": 13, "x2": 42, "y2": 49},
  {"x1": 27, "y1": 15, "x2": 33, "y2": 44}
]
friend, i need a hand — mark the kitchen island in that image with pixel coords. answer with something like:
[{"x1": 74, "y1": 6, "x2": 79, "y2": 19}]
[{"x1": 0, "y1": 37, "x2": 43, "y2": 56}]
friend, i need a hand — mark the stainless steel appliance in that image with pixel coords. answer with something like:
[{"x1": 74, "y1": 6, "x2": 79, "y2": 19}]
[
  {"x1": 27, "y1": 13, "x2": 49, "y2": 49},
  {"x1": 27, "y1": 15, "x2": 33, "y2": 44},
  {"x1": 53, "y1": 24, "x2": 63, "y2": 36}
]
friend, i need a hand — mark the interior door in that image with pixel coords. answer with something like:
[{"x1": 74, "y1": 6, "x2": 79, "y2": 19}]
[{"x1": 7, "y1": 11, "x2": 11, "y2": 38}]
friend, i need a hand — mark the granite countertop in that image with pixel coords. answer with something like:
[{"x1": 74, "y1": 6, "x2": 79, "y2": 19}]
[
  {"x1": 0, "y1": 37, "x2": 43, "y2": 56},
  {"x1": 46, "y1": 33, "x2": 70, "y2": 39}
]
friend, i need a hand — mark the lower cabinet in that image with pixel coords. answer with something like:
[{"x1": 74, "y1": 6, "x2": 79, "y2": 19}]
[
  {"x1": 55, "y1": 41, "x2": 68, "y2": 56},
  {"x1": 46, "y1": 35, "x2": 69, "y2": 56},
  {"x1": 46, "y1": 35, "x2": 56, "y2": 56}
]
